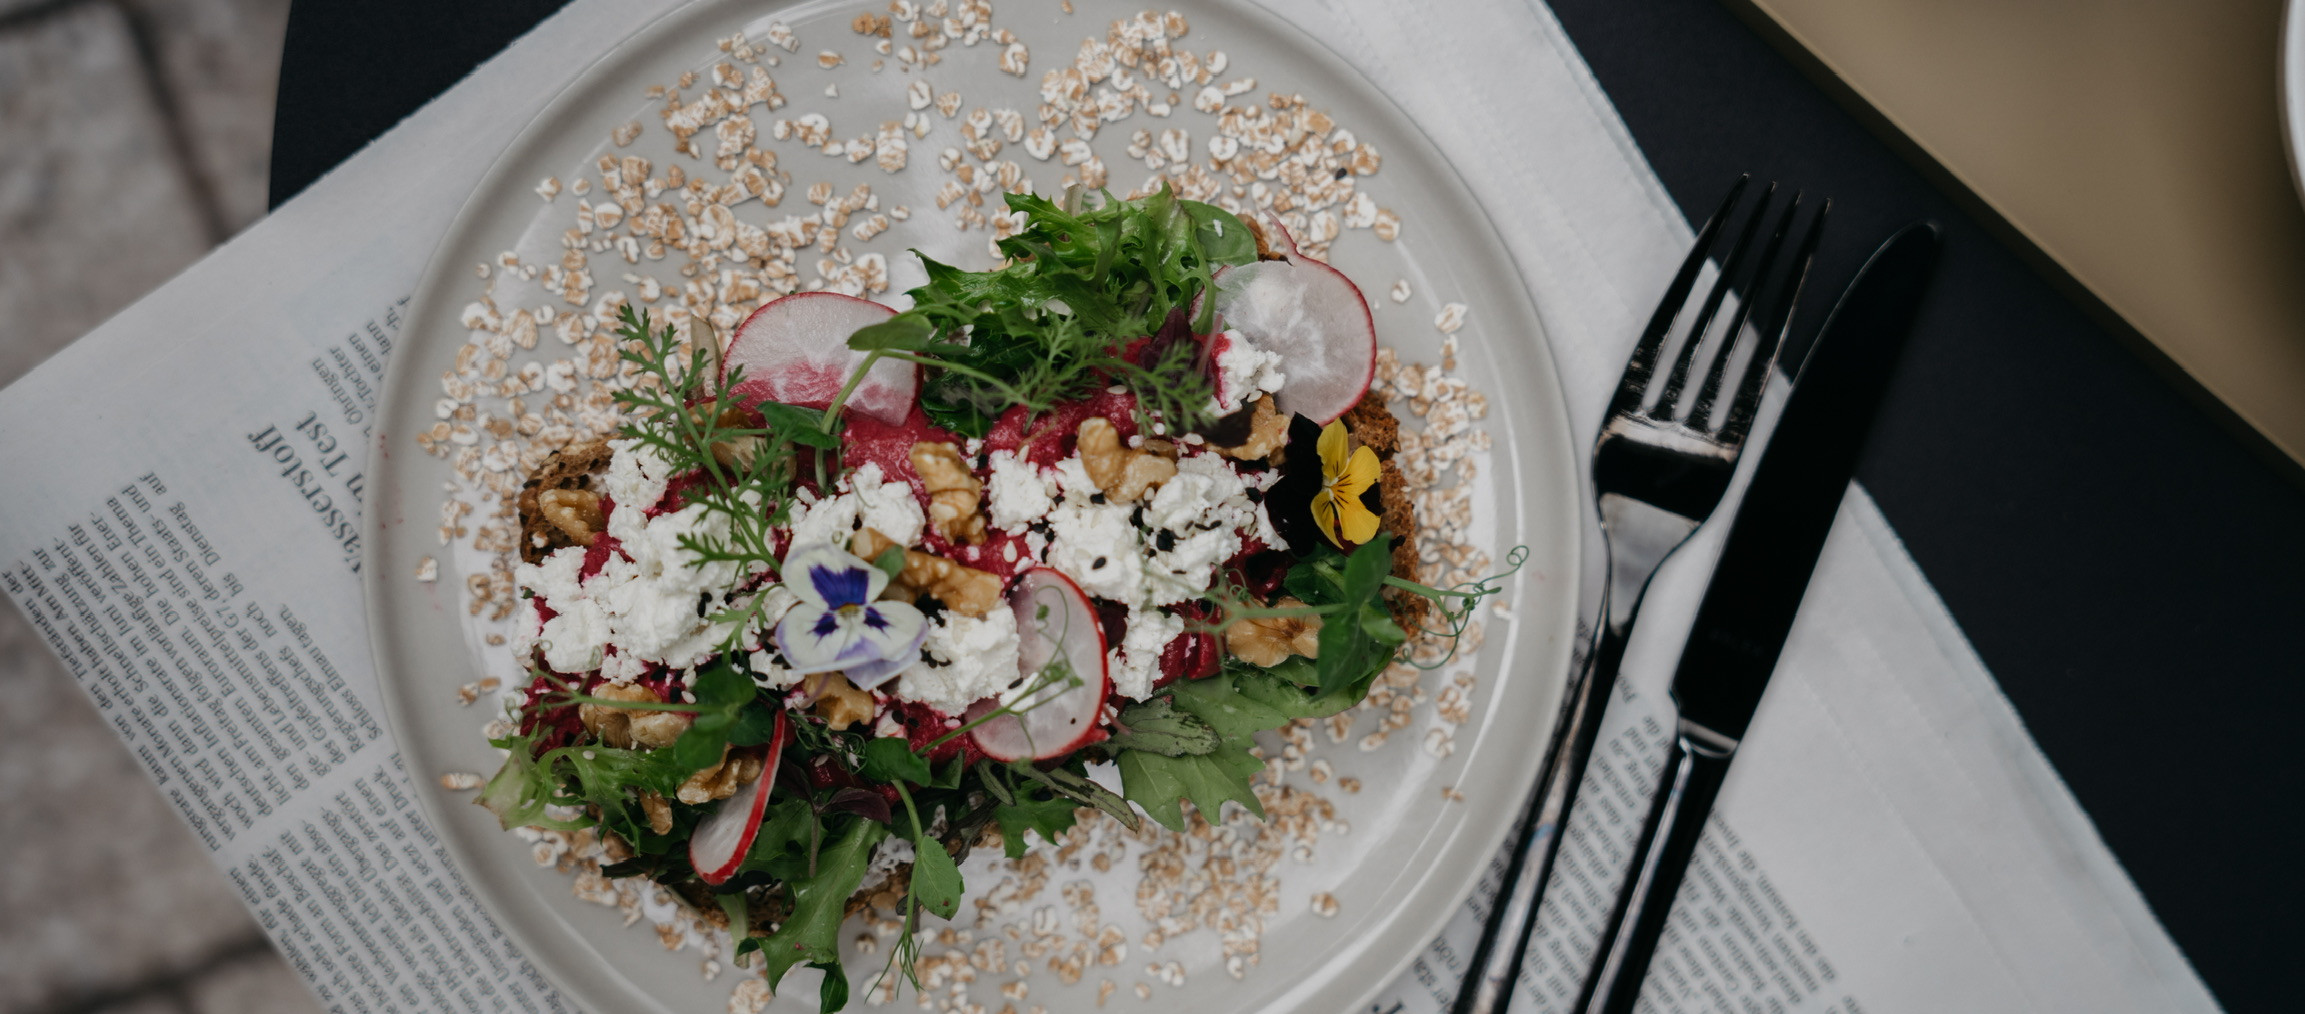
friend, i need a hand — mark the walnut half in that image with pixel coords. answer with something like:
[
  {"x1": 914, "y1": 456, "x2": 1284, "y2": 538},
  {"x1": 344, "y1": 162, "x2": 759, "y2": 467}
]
[
  {"x1": 1078, "y1": 417, "x2": 1175, "y2": 502},
  {"x1": 1225, "y1": 599, "x2": 1322, "y2": 667},
  {"x1": 1213, "y1": 395, "x2": 1289, "y2": 462},
  {"x1": 536, "y1": 488, "x2": 605, "y2": 545},
  {"x1": 676, "y1": 746, "x2": 765, "y2": 804},
  {"x1": 911, "y1": 441, "x2": 988, "y2": 544},
  {"x1": 578, "y1": 682, "x2": 695, "y2": 749},
  {"x1": 851, "y1": 527, "x2": 1004, "y2": 617}
]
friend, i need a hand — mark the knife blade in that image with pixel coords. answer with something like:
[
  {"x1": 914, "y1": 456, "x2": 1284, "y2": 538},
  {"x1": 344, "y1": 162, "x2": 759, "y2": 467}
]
[{"x1": 1574, "y1": 221, "x2": 1942, "y2": 1014}]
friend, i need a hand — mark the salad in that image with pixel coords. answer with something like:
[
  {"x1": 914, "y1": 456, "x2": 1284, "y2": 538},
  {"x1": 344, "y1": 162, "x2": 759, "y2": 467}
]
[{"x1": 481, "y1": 187, "x2": 1500, "y2": 1008}]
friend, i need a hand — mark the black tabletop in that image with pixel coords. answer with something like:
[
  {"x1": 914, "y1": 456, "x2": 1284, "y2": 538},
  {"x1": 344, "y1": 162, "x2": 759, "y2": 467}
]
[{"x1": 273, "y1": 1, "x2": 2305, "y2": 1010}]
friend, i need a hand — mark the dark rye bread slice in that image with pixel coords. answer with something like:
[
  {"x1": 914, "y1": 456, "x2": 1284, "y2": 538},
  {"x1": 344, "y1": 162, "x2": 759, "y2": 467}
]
[
  {"x1": 516, "y1": 438, "x2": 614, "y2": 564},
  {"x1": 1338, "y1": 391, "x2": 1428, "y2": 633}
]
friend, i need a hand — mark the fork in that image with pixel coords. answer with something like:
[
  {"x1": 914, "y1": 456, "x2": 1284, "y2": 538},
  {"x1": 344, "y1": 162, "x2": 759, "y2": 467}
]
[{"x1": 1450, "y1": 176, "x2": 1826, "y2": 1014}]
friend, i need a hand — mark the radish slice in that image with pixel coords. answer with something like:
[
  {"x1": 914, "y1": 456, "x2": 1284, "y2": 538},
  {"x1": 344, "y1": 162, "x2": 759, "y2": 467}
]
[
  {"x1": 722, "y1": 292, "x2": 917, "y2": 425},
  {"x1": 689, "y1": 709, "x2": 790, "y2": 885},
  {"x1": 970, "y1": 568, "x2": 1110, "y2": 761},
  {"x1": 1211, "y1": 251, "x2": 1376, "y2": 426},
  {"x1": 1253, "y1": 211, "x2": 1303, "y2": 258}
]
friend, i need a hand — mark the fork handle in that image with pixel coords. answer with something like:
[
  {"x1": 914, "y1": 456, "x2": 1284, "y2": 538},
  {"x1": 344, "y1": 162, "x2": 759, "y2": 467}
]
[
  {"x1": 1449, "y1": 613, "x2": 1632, "y2": 1014},
  {"x1": 1572, "y1": 724, "x2": 1737, "y2": 1014}
]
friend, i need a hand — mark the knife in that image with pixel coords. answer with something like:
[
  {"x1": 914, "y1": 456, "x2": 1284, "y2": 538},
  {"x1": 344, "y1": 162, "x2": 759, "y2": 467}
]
[{"x1": 1572, "y1": 222, "x2": 1942, "y2": 1014}]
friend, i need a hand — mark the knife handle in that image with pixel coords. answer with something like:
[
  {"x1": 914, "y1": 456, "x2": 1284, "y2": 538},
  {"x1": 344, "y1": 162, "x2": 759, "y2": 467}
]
[
  {"x1": 1573, "y1": 723, "x2": 1737, "y2": 1014},
  {"x1": 1449, "y1": 610, "x2": 1633, "y2": 1014}
]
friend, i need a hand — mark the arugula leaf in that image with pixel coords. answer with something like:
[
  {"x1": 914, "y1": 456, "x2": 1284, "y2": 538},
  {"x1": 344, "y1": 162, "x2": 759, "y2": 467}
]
[
  {"x1": 1010, "y1": 762, "x2": 1139, "y2": 831},
  {"x1": 754, "y1": 401, "x2": 841, "y2": 449},
  {"x1": 814, "y1": 962, "x2": 851, "y2": 1012},
  {"x1": 845, "y1": 313, "x2": 935, "y2": 351},
  {"x1": 1117, "y1": 743, "x2": 1267, "y2": 831},
  {"x1": 738, "y1": 798, "x2": 817, "y2": 874},
  {"x1": 991, "y1": 789, "x2": 1081, "y2": 858},
  {"x1": 1225, "y1": 662, "x2": 1363, "y2": 720},
  {"x1": 757, "y1": 817, "x2": 885, "y2": 991},
  {"x1": 1183, "y1": 199, "x2": 1257, "y2": 264},
  {"x1": 859, "y1": 737, "x2": 934, "y2": 786},
  {"x1": 1107, "y1": 698, "x2": 1221, "y2": 756},
  {"x1": 716, "y1": 891, "x2": 752, "y2": 958},
  {"x1": 672, "y1": 660, "x2": 764, "y2": 773},
  {"x1": 477, "y1": 728, "x2": 562, "y2": 829},
  {"x1": 908, "y1": 837, "x2": 965, "y2": 920},
  {"x1": 1282, "y1": 537, "x2": 1408, "y2": 694},
  {"x1": 878, "y1": 186, "x2": 1249, "y2": 438}
]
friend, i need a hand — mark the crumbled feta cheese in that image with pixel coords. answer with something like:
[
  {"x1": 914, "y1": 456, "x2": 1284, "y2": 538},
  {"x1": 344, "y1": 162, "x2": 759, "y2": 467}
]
[
  {"x1": 894, "y1": 607, "x2": 1023, "y2": 713},
  {"x1": 602, "y1": 437, "x2": 677, "y2": 511},
  {"x1": 529, "y1": 499, "x2": 746, "y2": 671},
  {"x1": 985, "y1": 450, "x2": 1055, "y2": 530},
  {"x1": 786, "y1": 487, "x2": 860, "y2": 550},
  {"x1": 536, "y1": 596, "x2": 613, "y2": 673},
  {"x1": 747, "y1": 649, "x2": 805, "y2": 690},
  {"x1": 1210, "y1": 328, "x2": 1285, "y2": 413},
  {"x1": 852, "y1": 462, "x2": 926, "y2": 546},
  {"x1": 1147, "y1": 527, "x2": 1240, "y2": 607},
  {"x1": 601, "y1": 650, "x2": 648, "y2": 685},
  {"x1": 1110, "y1": 606, "x2": 1183, "y2": 700},
  {"x1": 1050, "y1": 454, "x2": 1099, "y2": 501},
  {"x1": 785, "y1": 462, "x2": 924, "y2": 551},
  {"x1": 1048, "y1": 497, "x2": 1145, "y2": 606}
]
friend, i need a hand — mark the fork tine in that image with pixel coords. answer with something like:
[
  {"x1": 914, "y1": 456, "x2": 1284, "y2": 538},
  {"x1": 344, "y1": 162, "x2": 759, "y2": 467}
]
[
  {"x1": 1717, "y1": 197, "x2": 1829, "y2": 447},
  {"x1": 1689, "y1": 191, "x2": 1804, "y2": 430},
  {"x1": 1653, "y1": 182, "x2": 1777, "y2": 418},
  {"x1": 1605, "y1": 175, "x2": 1750, "y2": 421}
]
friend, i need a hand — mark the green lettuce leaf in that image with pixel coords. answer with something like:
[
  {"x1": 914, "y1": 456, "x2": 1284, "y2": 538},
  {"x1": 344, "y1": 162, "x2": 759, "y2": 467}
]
[
  {"x1": 1116, "y1": 743, "x2": 1267, "y2": 832},
  {"x1": 758, "y1": 817, "x2": 886, "y2": 992}
]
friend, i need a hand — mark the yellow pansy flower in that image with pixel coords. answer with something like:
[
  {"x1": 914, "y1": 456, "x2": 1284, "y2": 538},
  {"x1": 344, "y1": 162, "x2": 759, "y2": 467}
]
[{"x1": 1311, "y1": 420, "x2": 1381, "y2": 548}]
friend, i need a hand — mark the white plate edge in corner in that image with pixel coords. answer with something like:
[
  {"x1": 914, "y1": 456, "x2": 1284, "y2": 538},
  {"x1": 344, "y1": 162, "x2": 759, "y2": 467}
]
[{"x1": 2282, "y1": 0, "x2": 2305, "y2": 210}]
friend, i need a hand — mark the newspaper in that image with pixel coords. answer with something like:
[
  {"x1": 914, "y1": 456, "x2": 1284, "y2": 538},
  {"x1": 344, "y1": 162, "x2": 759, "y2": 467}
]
[{"x1": 0, "y1": 0, "x2": 2222, "y2": 1012}]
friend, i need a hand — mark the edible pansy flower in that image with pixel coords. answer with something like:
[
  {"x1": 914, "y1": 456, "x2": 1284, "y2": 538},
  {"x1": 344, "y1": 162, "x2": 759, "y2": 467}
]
[
  {"x1": 1311, "y1": 420, "x2": 1381, "y2": 549},
  {"x1": 772, "y1": 543, "x2": 928, "y2": 690}
]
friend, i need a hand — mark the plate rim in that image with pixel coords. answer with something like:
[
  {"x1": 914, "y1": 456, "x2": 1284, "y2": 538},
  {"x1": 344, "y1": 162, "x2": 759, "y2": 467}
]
[
  {"x1": 2282, "y1": 0, "x2": 2305, "y2": 209},
  {"x1": 364, "y1": 0, "x2": 1586, "y2": 1010}
]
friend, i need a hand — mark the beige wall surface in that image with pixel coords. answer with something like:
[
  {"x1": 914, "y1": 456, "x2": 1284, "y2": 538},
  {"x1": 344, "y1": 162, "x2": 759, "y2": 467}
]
[{"x1": 1749, "y1": 0, "x2": 2305, "y2": 465}]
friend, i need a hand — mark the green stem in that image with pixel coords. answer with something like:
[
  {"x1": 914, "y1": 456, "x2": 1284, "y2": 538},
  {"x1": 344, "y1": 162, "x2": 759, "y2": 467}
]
[
  {"x1": 819, "y1": 349, "x2": 887, "y2": 431},
  {"x1": 874, "y1": 350, "x2": 1031, "y2": 405}
]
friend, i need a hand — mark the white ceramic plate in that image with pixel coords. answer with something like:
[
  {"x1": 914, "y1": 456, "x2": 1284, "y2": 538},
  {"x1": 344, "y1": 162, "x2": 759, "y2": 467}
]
[
  {"x1": 366, "y1": 1, "x2": 1581, "y2": 1010},
  {"x1": 2284, "y1": 0, "x2": 2305, "y2": 207}
]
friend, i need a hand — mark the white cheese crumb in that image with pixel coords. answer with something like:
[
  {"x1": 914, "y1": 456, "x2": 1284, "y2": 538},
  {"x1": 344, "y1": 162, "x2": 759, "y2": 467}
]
[
  {"x1": 1048, "y1": 497, "x2": 1144, "y2": 607},
  {"x1": 895, "y1": 607, "x2": 1023, "y2": 713},
  {"x1": 851, "y1": 462, "x2": 926, "y2": 546},
  {"x1": 1210, "y1": 329, "x2": 1285, "y2": 413},
  {"x1": 602, "y1": 437, "x2": 676, "y2": 515},
  {"x1": 1109, "y1": 606, "x2": 1182, "y2": 700},
  {"x1": 985, "y1": 450, "x2": 1055, "y2": 530}
]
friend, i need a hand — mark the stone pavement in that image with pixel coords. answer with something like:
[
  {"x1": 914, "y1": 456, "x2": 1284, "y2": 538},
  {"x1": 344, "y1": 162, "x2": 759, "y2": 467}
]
[{"x1": 0, "y1": 1, "x2": 325, "y2": 1012}]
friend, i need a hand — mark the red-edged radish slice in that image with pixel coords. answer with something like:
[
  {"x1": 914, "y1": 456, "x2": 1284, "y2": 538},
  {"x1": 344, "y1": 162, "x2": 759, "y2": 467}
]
[
  {"x1": 722, "y1": 292, "x2": 917, "y2": 425},
  {"x1": 970, "y1": 568, "x2": 1110, "y2": 761},
  {"x1": 1253, "y1": 210, "x2": 1303, "y2": 258},
  {"x1": 689, "y1": 708, "x2": 789, "y2": 885},
  {"x1": 1211, "y1": 251, "x2": 1377, "y2": 427}
]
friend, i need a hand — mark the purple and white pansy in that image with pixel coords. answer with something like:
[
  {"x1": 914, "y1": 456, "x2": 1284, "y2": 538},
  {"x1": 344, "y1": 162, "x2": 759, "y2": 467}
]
[{"x1": 771, "y1": 543, "x2": 927, "y2": 689}]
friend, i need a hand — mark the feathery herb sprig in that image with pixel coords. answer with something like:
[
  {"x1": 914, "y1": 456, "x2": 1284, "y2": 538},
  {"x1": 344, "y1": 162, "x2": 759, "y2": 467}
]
[{"x1": 610, "y1": 305, "x2": 840, "y2": 649}]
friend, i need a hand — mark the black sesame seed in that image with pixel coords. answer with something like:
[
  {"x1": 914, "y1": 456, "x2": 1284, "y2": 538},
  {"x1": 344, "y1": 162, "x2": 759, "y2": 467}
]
[
  {"x1": 1092, "y1": 556, "x2": 1108, "y2": 569},
  {"x1": 1130, "y1": 505, "x2": 1147, "y2": 529},
  {"x1": 1089, "y1": 492, "x2": 1107, "y2": 505},
  {"x1": 1155, "y1": 531, "x2": 1177, "y2": 552},
  {"x1": 1334, "y1": 167, "x2": 1349, "y2": 180}
]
